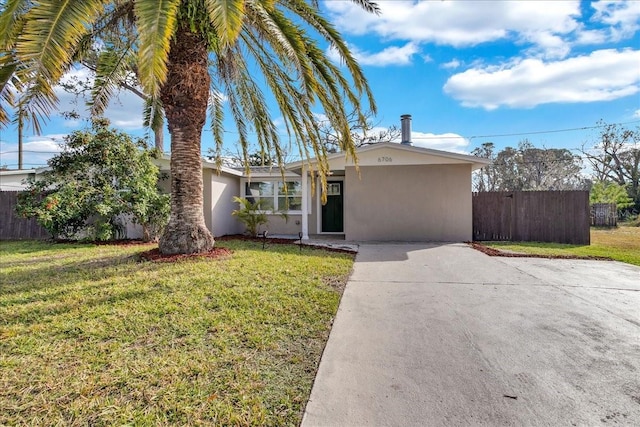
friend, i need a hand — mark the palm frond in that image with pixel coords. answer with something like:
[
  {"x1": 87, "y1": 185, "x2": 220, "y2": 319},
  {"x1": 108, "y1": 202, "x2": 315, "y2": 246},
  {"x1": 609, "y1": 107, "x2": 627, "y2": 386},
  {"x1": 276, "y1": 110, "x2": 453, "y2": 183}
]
[
  {"x1": 90, "y1": 45, "x2": 136, "y2": 116},
  {"x1": 16, "y1": 0, "x2": 104, "y2": 82},
  {"x1": 0, "y1": 0, "x2": 29, "y2": 49},
  {"x1": 204, "y1": 0, "x2": 246, "y2": 48},
  {"x1": 281, "y1": 0, "x2": 376, "y2": 113},
  {"x1": 134, "y1": 0, "x2": 180, "y2": 97},
  {"x1": 142, "y1": 95, "x2": 164, "y2": 134},
  {"x1": 208, "y1": 85, "x2": 226, "y2": 168}
]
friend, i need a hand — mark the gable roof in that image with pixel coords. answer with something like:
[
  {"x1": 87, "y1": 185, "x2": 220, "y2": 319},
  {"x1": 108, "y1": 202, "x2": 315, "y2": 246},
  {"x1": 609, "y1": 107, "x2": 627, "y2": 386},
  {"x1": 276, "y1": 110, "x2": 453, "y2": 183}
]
[{"x1": 286, "y1": 142, "x2": 491, "y2": 172}]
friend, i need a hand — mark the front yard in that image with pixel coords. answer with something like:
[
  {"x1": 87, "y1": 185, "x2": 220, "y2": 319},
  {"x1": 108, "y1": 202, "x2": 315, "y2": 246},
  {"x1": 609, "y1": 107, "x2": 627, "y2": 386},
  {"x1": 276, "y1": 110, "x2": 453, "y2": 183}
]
[
  {"x1": 483, "y1": 225, "x2": 640, "y2": 266},
  {"x1": 0, "y1": 240, "x2": 354, "y2": 426}
]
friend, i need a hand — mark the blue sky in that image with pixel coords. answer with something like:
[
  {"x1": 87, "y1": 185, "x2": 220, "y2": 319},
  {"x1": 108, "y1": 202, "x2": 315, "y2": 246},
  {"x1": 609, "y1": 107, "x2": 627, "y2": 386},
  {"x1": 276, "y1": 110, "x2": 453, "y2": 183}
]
[{"x1": 1, "y1": 0, "x2": 639, "y2": 169}]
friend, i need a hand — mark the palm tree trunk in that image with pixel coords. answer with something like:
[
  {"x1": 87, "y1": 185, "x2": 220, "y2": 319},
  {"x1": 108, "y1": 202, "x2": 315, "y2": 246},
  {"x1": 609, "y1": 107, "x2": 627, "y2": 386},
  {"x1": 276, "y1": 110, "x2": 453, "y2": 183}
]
[
  {"x1": 154, "y1": 125, "x2": 164, "y2": 152},
  {"x1": 158, "y1": 25, "x2": 214, "y2": 255}
]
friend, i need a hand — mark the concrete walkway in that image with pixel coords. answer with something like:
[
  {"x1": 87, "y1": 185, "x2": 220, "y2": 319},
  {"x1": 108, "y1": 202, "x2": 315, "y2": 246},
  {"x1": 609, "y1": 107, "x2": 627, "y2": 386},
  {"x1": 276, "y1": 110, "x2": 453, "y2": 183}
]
[{"x1": 302, "y1": 243, "x2": 640, "y2": 426}]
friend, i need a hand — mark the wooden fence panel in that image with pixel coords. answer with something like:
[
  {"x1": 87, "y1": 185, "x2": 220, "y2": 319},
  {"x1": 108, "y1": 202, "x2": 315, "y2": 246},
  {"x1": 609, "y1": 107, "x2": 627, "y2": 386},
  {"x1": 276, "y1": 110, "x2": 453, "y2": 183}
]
[
  {"x1": 0, "y1": 191, "x2": 50, "y2": 240},
  {"x1": 473, "y1": 191, "x2": 590, "y2": 245},
  {"x1": 590, "y1": 203, "x2": 617, "y2": 227}
]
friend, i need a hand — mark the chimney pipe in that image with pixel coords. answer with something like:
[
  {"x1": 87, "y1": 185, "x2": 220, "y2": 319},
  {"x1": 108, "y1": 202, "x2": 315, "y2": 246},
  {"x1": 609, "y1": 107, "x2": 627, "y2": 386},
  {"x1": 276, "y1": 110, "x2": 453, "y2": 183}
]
[{"x1": 401, "y1": 114, "x2": 412, "y2": 145}]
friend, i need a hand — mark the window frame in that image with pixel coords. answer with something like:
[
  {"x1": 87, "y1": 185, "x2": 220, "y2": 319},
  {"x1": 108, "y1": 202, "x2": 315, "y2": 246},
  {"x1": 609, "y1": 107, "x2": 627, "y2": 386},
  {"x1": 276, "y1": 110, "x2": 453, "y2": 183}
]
[{"x1": 241, "y1": 178, "x2": 303, "y2": 214}]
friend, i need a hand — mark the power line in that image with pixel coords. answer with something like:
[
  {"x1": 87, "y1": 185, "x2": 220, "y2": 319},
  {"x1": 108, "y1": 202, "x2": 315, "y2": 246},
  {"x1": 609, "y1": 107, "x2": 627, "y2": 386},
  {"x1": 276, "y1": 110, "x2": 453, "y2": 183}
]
[
  {"x1": 466, "y1": 120, "x2": 640, "y2": 140},
  {"x1": 1, "y1": 150, "x2": 61, "y2": 155},
  {"x1": 218, "y1": 120, "x2": 640, "y2": 141}
]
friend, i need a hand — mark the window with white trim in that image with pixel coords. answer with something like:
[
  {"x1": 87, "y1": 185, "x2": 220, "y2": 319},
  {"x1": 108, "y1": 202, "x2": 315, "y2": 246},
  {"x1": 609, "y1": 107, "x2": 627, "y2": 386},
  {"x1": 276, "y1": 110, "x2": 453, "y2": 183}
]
[{"x1": 242, "y1": 179, "x2": 302, "y2": 213}]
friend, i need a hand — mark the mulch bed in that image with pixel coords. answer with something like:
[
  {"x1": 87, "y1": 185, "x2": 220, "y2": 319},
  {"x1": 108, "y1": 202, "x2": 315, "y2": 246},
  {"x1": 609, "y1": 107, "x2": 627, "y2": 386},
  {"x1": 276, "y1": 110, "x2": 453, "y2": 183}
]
[
  {"x1": 217, "y1": 234, "x2": 297, "y2": 245},
  {"x1": 55, "y1": 235, "x2": 355, "y2": 262},
  {"x1": 469, "y1": 242, "x2": 612, "y2": 261},
  {"x1": 218, "y1": 234, "x2": 358, "y2": 254}
]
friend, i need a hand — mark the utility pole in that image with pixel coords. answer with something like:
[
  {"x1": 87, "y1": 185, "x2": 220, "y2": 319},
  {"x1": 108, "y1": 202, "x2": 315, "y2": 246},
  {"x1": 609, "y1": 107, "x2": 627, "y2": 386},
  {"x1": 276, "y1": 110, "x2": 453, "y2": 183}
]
[{"x1": 18, "y1": 109, "x2": 23, "y2": 170}]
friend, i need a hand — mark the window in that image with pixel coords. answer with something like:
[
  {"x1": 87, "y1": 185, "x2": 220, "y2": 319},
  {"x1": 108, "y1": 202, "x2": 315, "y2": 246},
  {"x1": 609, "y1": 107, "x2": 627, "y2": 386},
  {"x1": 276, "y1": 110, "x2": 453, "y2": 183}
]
[
  {"x1": 245, "y1": 181, "x2": 274, "y2": 210},
  {"x1": 243, "y1": 180, "x2": 302, "y2": 213},
  {"x1": 278, "y1": 181, "x2": 302, "y2": 211},
  {"x1": 327, "y1": 183, "x2": 341, "y2": 196}
]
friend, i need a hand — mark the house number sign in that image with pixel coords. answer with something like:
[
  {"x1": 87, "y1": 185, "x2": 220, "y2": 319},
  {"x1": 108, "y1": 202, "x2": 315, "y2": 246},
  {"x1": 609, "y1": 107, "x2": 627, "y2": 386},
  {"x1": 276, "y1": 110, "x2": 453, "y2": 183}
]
[{"x1": 378, "y1": 156, "x2": 392, "y2": 163}]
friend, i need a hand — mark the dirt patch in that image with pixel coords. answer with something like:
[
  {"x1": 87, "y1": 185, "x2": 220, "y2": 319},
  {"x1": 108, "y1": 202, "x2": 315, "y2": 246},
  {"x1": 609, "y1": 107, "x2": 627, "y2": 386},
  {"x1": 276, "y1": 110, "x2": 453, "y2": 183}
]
[
  {"x1": 469, "y1": 242, "x2": 612, "y2": 261},
  {"x1": 139, "y1": 247, "x2": 233, "y2": 263}
]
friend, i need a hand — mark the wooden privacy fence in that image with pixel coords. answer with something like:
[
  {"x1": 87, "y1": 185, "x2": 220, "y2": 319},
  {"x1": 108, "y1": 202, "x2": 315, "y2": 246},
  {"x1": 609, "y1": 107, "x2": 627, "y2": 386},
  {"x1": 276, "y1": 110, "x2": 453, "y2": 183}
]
[
  {"x1": 0, "y1": 191, "x2": 50, "y2": 240},
  {"x1": 590, "y1": 203, "x2": 617, "y2": 227},
  {"x1": 472, "y1": 191, "x2": 590, "y2": 245}
]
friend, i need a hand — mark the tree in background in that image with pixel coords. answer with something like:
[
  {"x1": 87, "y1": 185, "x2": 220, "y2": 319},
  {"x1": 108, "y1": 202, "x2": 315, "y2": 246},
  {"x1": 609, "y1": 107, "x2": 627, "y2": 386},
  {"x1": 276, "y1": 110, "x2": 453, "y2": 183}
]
[
  {"x1": 582, "y1": 121, "x2": 639, "y2": 212},
  {"x1": 472, "y1": 140, "x2": 586, "y2": 191},
  {"x1": 318, "y1": 110, "x2": 401, "y2": 153},
  {"x1": 212, "y1": 147, "x2": 276, "y2": 169},
  {"x1": 17, "y1": 119, "x2": 169, "y2": 241},
  {"x1": 590, "y1": 181, "x2": 634, "y2": 210},
  {"x1": 0, "y1": 0, "x2": 379, "y2": 255},
  {"x1": 471, "y1": 142, "x2": 499, "y2": 191}
]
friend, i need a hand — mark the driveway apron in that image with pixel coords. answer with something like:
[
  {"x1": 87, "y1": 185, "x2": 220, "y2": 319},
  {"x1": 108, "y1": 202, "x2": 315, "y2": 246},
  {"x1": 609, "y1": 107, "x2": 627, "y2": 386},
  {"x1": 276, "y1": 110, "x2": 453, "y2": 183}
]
[{"x1": 302, "y1": 243, "x2": 640, "y2": 426}]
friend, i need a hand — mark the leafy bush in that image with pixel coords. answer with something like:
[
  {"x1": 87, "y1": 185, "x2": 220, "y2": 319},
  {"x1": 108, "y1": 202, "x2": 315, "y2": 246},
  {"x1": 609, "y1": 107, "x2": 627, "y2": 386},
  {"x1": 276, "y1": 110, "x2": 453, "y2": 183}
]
[
  {"x1": 232, "y1": 196, "x2": 269, "y2": 236},
  {"x1": 17, "y1": 119, "x2": 169, "y2": 241}
]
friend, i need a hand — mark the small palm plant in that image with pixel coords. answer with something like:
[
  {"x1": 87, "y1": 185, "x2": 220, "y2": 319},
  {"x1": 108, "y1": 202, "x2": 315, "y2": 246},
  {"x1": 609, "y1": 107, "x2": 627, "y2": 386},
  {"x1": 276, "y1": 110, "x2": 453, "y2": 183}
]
[{"x1": 232, "y1": 196, "x2": 269, "y2": 237}]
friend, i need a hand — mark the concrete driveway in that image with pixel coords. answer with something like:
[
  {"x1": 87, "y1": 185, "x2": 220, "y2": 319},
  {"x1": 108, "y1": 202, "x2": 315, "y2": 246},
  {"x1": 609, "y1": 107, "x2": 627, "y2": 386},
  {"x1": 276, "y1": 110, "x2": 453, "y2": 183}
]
[{"x1": 302, "y1": 243, "x2": 640, "y2": 426}]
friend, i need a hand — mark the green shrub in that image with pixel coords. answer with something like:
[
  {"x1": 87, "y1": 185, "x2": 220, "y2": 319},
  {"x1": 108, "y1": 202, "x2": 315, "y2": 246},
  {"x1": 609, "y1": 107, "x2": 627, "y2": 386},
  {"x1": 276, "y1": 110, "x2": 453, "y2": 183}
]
[
  {"x1": 232, "y1": 196, "x2": 269, "y2": 236},
  {"x1": 17, "y1": 119, "x2": 169, "y2": 241}
]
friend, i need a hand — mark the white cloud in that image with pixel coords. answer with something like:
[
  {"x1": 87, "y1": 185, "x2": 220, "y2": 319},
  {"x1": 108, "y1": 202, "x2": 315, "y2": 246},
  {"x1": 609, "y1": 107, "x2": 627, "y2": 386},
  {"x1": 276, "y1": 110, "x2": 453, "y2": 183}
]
[
  {"x1": 408, "y1": 132, "x2": 470, "y2": 154},
  {"x1": 441, "y1": 59, "x2": 462, "y2": 70},
  {"x1": 0, "y1": 135, "x2": 66, "y2": 168},
  {"x1": 329, "y1": 42, "x2": 419, "y2": 66},
  {"x1": 591, "y1": 0, "x2": 640, "y2": 41},
  {"x1": 383, "y1": 129, "x2": 469, "y2": 153},
  {"x1": 443, "y1": 48, "x2": 640, "y2": 110},
  {"x1": 634, "y1": 109, "x2": 640, "y2": 118},
  {"x1": 325, "y1": 0, "x2": 581, "y2": 58},
  {"x1": 522, "y1": 31, "x2": 571, "y2": 59}
]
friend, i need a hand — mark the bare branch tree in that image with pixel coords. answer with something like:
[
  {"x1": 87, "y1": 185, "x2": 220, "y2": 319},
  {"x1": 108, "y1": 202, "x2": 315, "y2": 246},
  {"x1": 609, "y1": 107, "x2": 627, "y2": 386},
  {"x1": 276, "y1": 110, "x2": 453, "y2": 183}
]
[{"x1": 318, "y1": 110, "x2": 401, "y2": 153}]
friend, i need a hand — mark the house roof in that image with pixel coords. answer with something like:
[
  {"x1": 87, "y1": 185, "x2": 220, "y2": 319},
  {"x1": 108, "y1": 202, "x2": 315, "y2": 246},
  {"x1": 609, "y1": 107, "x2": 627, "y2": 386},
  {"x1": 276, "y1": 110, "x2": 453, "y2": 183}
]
[
  {"x1": 286, "y1": 142, "x2": 491, "y2": 172},
  {"x1": 155, "y1": 155, "x2": 244, "y2": 177}
]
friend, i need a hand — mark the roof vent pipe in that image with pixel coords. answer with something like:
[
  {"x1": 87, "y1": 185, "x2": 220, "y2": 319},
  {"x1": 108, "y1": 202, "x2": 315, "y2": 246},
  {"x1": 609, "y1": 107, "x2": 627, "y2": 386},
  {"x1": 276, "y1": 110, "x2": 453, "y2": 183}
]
[{"x1": 400, "y1": 114, "x2": 412, "y2": 145}]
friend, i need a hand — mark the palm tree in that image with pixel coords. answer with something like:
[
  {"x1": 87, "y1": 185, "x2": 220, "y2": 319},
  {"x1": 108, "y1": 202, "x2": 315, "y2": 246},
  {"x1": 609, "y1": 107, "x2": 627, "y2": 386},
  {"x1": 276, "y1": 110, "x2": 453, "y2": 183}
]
[{"x1": 0, "y1": 0, "x2": 378, "y2": 254}]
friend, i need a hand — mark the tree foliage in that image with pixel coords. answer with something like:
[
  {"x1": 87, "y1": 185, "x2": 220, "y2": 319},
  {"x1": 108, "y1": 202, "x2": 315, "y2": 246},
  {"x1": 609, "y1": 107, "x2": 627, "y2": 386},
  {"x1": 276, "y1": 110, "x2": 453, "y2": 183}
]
[
  {"x1": 582, "y1": 121, "x2": 640, "y2": 210},
  {"x1": 1, "y1": 0, "x2": 379, "y2": 255},
  {"x1": 472, "y1": 140, "x2": 586, "y2": 192},
  {"x1": 17, "y1": 119, "x2": 169, "y2": 241},
  {"x1": 590, "y1": 181, "x2": 634, "y2": 209}
]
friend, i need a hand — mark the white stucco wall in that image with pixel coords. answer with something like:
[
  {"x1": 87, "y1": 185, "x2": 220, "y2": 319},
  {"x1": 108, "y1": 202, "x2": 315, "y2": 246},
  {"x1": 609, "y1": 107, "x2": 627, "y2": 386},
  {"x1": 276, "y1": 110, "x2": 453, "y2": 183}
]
[{"x1": 205, "y1": 169, "x2": 243, "y2": 237}]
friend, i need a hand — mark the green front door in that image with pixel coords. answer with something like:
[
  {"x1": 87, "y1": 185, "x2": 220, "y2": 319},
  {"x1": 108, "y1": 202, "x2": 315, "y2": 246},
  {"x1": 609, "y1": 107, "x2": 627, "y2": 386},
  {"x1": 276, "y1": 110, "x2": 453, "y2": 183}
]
[{"x1": 322, "y1": 181, "x2": 343, "y2": 232}]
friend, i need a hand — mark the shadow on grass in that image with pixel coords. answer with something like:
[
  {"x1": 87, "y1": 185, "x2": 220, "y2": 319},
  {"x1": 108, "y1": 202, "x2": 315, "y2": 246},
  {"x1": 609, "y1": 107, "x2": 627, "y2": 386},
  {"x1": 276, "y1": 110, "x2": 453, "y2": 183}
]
[
  {"x1": 0, "y1": 251, "x2": 155, "y2": 296},
  {"x1": 1, "y1": 287, "x2": 156, "y2": 327},
  {"x1": 0, "y1": 240, "x2": 93, "y2": 256}
]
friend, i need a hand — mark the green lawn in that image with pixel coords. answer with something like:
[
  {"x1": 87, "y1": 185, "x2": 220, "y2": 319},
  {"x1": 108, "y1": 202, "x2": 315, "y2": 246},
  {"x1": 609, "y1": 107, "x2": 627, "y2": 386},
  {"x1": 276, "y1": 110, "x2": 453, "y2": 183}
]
[
  {"x1": 0, "y1": 240, "x2": 354, "y2": 426},
  {"x1": 483, "y1": 225, "x2": 640, "y2": 266}
]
